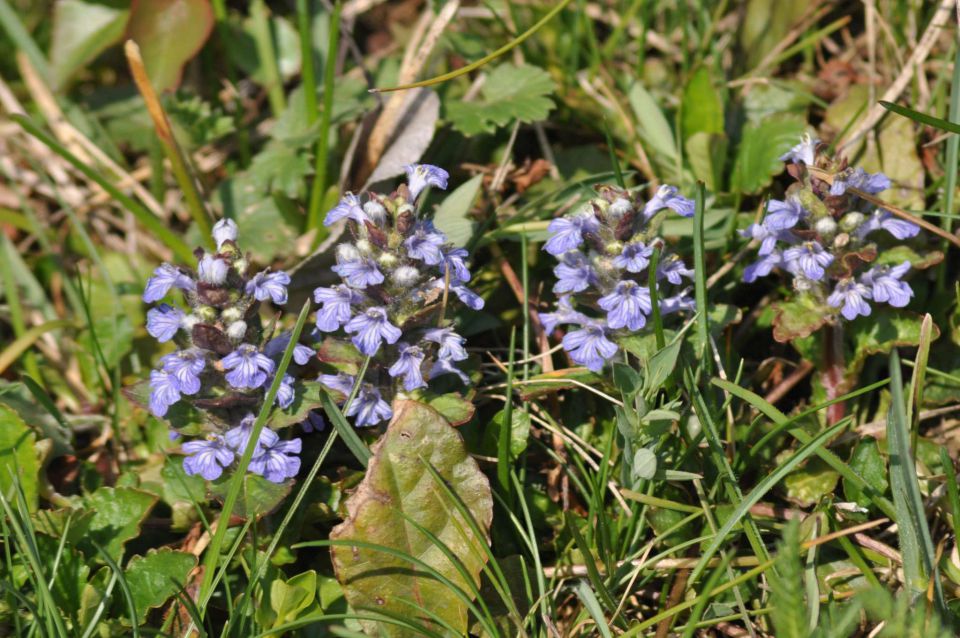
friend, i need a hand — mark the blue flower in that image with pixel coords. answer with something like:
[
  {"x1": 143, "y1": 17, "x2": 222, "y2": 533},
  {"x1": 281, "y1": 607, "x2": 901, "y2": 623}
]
[
  {"x1": 598, "y1": 281, "x2": 651, "y2": 330},
  {"x1": 212, "y1": 218, "x2": 238, "y2": 249},
  {"x1": 562, "y1": 322, "x2": 618, "y2": 372},
  {"x1": 302, "y1": 411, "x2": 326, "y2": 433},
  {"x1": 325, "y1": 193, "x2": 368, "y2": 226},
  {"x1": 449, "y1": 281, "x2": 484, "y2": 310},
  {"x1": 553, "y1": 251, "x2": 596, "y2": 294},
  {"x1": 544, "y1": 213, "x2": 600, "y2": 255},
  {"x1": 405, "y1": 164, "x2": 449, "y2": 200},
  {"x1": 222, "y1": 344, "x2": 276, "y2": 389},
  {"x1": 346, "y1": 384, "x2": 393, "y2": 427},
  {"x1": 829, "y1": 168, "x2": 891, "y2": 196},
  {"x1": 862, "y1": 261, "x2": 913, "y2": 307},
  {"x1": 319, "y1": 372, "x2": 356, "y2": 397},
  {"x1": 828, "y1": 279, "x2": 873, "y2": 320},
  {"x1": 660, "y1": 292, "x2": 695, "y2": 315},
  {"x1": 161, "y1": 349, "x2": 206, "y2": 395},
  {"x1": 657, "y1": 255, "x2": 694, "y2": 285},
  {"x1": 855, "y1": 211, "x2": 920, "y2": 240},
  {"x1": 743, "y1": 251, "x2": 783, "y2": 283},
  {"x1": 779, "y1": 134, "x2": 819, "y2": 165},
  {"x1": 345, "y1": 307, "x2": 402, "y2": 356},
  {"x1": 388, "y1": 343, "x2": 426, "y2": 391},
  {"x1": 784, "y1": 241, "x2": 834, "y2": 280},
  {"x1": 249, "y1": 432, "x2": 301, "y2": 483},
  {"x1": 198, "y1": 254, "x2": 229, "y2": 285},
  {"x1": 225, "y1": 414, "x2": 271, "y2": 453},
  {"x1": 764, "y1": 198, "x2": 807, "y2": 231},
  {"x1": 740, "y1": 222, "x2": 795, "y2": 256},
  {"x1": 146, "y1": 303, "x2": 183, "y2": 342},
  {"x1": 314, "y1": 285, "x2": 363, "y2": 332},
  {"x1": 271, "y1": 374, "x2": 296, "y2": 409},
  {"x1": 182, "y1": 436, "x2": 235, "y2": 480},
  {"x1": 424, "y1": 327, "x2": 468, "y2": 361},
  {"x1": 332, "y1": 257, "x2": 385, "y2": 288},
  {"x1": 612, "y1": 242, "x2": 653, "y2": 272},
  {"x1": 440, "y1": 247, "x2": 472, "y2": 282},
  {"x1": 143, "y1": 264, "x2": 195, "y2": 302},
  {"x1": 540, "y1": 296, "x2": 590, "y2": 333},
  {"x1": 429, "y1": 358, "x2": 470, "y2": 385},
  {"x1": 642, "y1": 185, "x2": 694, "y2": 219},
  {"x1": 405, "y1": 223, "x2": 447, "y2": 265},
  {"x1": 263, "y1": 333, "x2": 315, "y2": 365},
  {"x1": 149, "y1": 369, "x2": 181, "y2": 417},
  {"x1": 246, "y1": 270, "x2": 290, "y2": 305}
]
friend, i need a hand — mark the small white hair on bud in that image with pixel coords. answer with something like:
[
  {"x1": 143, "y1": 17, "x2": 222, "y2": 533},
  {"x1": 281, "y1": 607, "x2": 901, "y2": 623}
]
[
  {"x1": 814, "y1": 216, "x2": 838, "y2": 237},
  {"x1": 608, "y1": 197, "x2": 632, "y2": 219},
  {"x1": 391, "y1": 265, "x2": 421, "y2": 287},
  {"x1": 226, "y1": 320, "x2": 247, "y2": 341},
  {"x1": 212, "y1": 218, "x2": 238, "y2": 249},
  {"x1": 198, "y1": 254, "x2": 228, "y2": 285},
  {"x1": 336, "y1": 243, "x2": 361, "y2": 262},
  {"x1": 363, "y1": 200, "x2": 387, "y2": 224}
]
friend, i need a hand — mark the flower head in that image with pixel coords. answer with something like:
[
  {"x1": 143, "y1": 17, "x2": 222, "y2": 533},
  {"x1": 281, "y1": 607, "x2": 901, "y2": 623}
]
[
  {"x1": 198, "y1": 255, "x2": 229, "y2": 285},
  {"x1": 182, "y1": 436, "x2": 235, "y2": 480},
  {"x1": 314, "y1": 285, "x2": 363, "y2": 332},
  {"x1": 246, "y1": 270, "x2": 290, "y2": 305},
  {"x1": 424, "y1": 328, "x2": 468, "y2": 361},
  {"x1": 249, "y1": 435, "x2": 301, "y2": 483},
  {"x1": 404, "y1": 223, "x2": 446, "y2": 265},
  {"x1": 783, "y1": 242, "x2": 834, "y2": 281},
  {"x1": 143, "y1": 264, "x2": 195, "y2": 302},
  {"x1": 643, "y1": 185, "x2": 695, "y2": 219},
  {"x1": 544, "y1": 213, "x2": 599, "y2": 256},
  {"x1": 344, "y1": 307, "x2": 402, "y2": 356},
  {"x1": 553, "y1": 251, "x2": 596, "y2": 294},
  {"x1": 430, "y1": 358, "x2": 470, "y2": 385},
  {"x1": 861, "y1": 261, "x2": 913, "y2": 307},
  {"x1": 332, "y1": 257, "x2": 384, "y2": 288},
  {"x1": 598, "y1": 281, "x2": 650, "y2": 331},
  {"x1": 222, "y1": 344, "x2": 276, "y2": 389},
  {"x1": 828, "y1": 279, "x2": 873, "y2": 321},
  {"x1": 149, "y1": 369, "x2": 181, "y2": 417},
  {"x1": 346, "y1": 385, "x2": 393, "y2": 427},
  {"x1": 405, "y1": 164, "x2": 449, "y2": 200},
  {"x1": 146, "y1": 304, "x2": 184, "y2": 342},
  {"x1": 161, "y1": 349, "x2": 206, "y2": 395},
  {"x1": 388, "y1": 343, "x2": 426, "y2": 391},
  {"x1": 764, "y1": 198, "x2": 807, "y2": 231},
  {"x1": 562, "y1": 322, "x2": 618, "y2": 372},
  {"x1": 325, "y1": 193, "x2": 368, "y2": 226},
  {"x1": 212, "y1": 218, "x2": 238, "y2": 249},
  {"x1": 779, "y1": 133, "x2": 819, "y2": 165},
  {"x1": 612, "y1": 242, "x2": 653, "y2": 273}
]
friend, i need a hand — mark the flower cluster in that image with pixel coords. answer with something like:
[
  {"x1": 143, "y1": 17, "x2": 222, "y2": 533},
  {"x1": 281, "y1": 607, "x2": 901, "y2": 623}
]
[
  {"x1": 742, "y1": 135, "x2": 920, "y2": 321},
  {"x1": 314, "y1": 164, "x2": 483, "y2": 427},
  {"x1": 143, "y1": 219, "x2": 311, "y2": 482},
  {"x1": 540, "y1": 184, "x2": 696, "y2": 371}
]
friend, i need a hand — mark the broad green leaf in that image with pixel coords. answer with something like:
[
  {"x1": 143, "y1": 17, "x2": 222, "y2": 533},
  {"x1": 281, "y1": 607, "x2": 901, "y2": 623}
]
[
  {"x1": 122, "y1": 380, "x2": 205, "y2": 433},
  {"x1": 126, "y1": 0, "x2": 215, "y2": 92},
  {"x1": 642, "y1": 335, "x2": 683, "y2": 397},
  {"x1": 682, "y1": 68, "x2": 724, "y2": 140},
  {"x1": 685, "y1": 131, "x2": 727, "y2": 191},
  {"x1": 482, "y1": 407, "x2": 531, "y2": 459},
  {"x1": 627, "y1": 82, "x2": 679, "y2": 180},
  {"x1": 248, "y1": 142, "x2": 313, "y2": 199},
  {"x1": 446, "y1": 64, "x2": 555, "y2": 136},
  {"x1": 0, "y1": 404, "x2": 39, "y2": 511},
  {"x1": 783, "y1": 457, "x2": 839, "y2": 507},
  {"x1": 50, "y1": 0, "x2": 130, "y2": 90},
  {"x1": 844, "y1": 437, "x2": 887, "y2": 509},
  {"x1": 771, "y1": 297, "x2": 829, "y2": 343},
  {"x1": 160, "y1": 456, "x2": 207, "y2": 530},
  {"x1": 743, "y1": 81, "x2": 811, "y2": 125},
  {"x1": 83, "y1": 486, "x2": 157, "y2": 562},
  {"x1": 215, "y1": 173, "x2": 298, "y2": 263},
  {"x1": 330, "y1": 400, "x2": 493, "y2": 637},
  {"x1": 260, "y1": 570, "x2": 317, "y2": 630},
  {"x1": 209, "y1": 472, "x2": 292, "y2": 520},
  {"x1": 732, "y1": 116, "x2": 807, "y2": 194},
  {"x1": 225, "y1": 13, "x2": 301, "y2": 85},
  {"x1": 433, "y1": 174, "x2": 484, "y2": 247},
  {"x1": 847, "y1": 309, "x2": 938, "y2": 379},
  {"x1": 271, "y1": 380, "x2": 326, "y2": 430},
  {"x1": 424, "y1": 392, "x2": 476, "y2": 427},
  {"x1": 123, "y1": 548, "x2": 197, "y2": 623},
  {"x1": 873, "y1": 245, "x2": 943, "y2": 270},
  {"x1": 877, "y1": 116, "x2": 925, "y2": 210},
  {"x1": 739, "y1": 0, "x2": 808, "y2": 69},
  {"x1": 41, "y1": 537, "x2": 90, "y2": 625}
]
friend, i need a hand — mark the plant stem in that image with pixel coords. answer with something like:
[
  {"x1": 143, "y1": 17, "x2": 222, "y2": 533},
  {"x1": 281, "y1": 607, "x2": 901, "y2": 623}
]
[
  {"x1": 821, "y1": 323, "x2": 846, "y2": 426},
  {"x1": 306, "y1": 0, "x2": 341, "y2": 241}
]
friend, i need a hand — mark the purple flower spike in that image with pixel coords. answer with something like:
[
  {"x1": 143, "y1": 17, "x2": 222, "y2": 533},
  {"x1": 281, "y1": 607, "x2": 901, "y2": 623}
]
[
  {"x1": 540, "y1": 296, "x2": 590, "y2": 333},
  {"x1": 182, "y1": 436, "x2": 235, "y2": 480},
  {"x1": 612, "y1": 242, "x2": 653, "y2": 273},
  {"x1": 246, "y1": 270, "x2": 291, "y2": 305},
  {"x1": 553, "y1": 251, "x2": 596, "y2": 294},
  {"x1": 319, "y1": 372, "x2": 356, "y2": 396},
  {"x1": 743, "y1": 251, "x2": 783, "y2": 283},
  {"x1": 345, "y1": 307, "x2": 402, "y2": 356},
  {"x1": 143, "y1": 264, "x2": 195, "y2": 302},
  {"x1": 346, "y1": 384, "x2": 393, "y2": 427},
  {"x1": 325, "y1": 193, "x2": 368, "y2": 226},
  {"x1": 424, "y1": 327, "x2": 468, "y2": 361},
  {"x1": 333, "y1": 257, "x2": 384, "y2": 288},
  {"x1": 430, "y1": 358, "x2": 471, "y2": 385},
  {"x1": 405, "y1": 223, "x2": 447, "y2": 265},
  {"x1": 388, "y1": 343, "x2": 427, "y2": 391},
  {"x1": 598, "y1": 281, "x2": 651, "y2": 330},
  {"x1": 222, "y1": 344, "x2": 276, "y2": 389},
  {"x1": 405, "y1": 164, "x2": 449, "y2": 200},
  {"x1": 146, "y1": 304, "x2": 183, "y2": 342},
  {"x1": 779, "y1": 134, "x2": 819, "y2": 165},
  {"x1": 764, "y1": 198, "x2": 807, "y2": 231},
  {"x1": 862, "y1": 261, "x2": 913, "y2": 308},
  {"x1": 314, "y1": 285, "x2": 364, "y2": 332},
  {"x1": 441, "y1": 247, "x2": 472, "y2": 282},
  {"x1": 544, "y1": 213, "x2": 599, "y2": 256},
  {"x1": 562, "y1": 322, "x2": 618, "y2": 372},
  {"x1": 855, "y1": 211, "x2": 920, "y2": 241},
  {"x1": 657, "y1": 255, "x2": 694, "y2": 285},
  {"x1": 642, "y1": 185, "x2": 694, "y2": 219},
  {"x1": 250, "y1": 436, "x2": 301, "y2": 483},
  {"x1": 149, "y1": 369, "x2": 181, "y2": 417},
  {"x1": 828, "y1": 279, "x2": 873, "y2": 320},
  {"x1": 784, "y1": 241, "x2": 834, "y2": 281},
  {"x1": 224, "y1": 414, "x2": 267, "y2": 453},
  {"x1": 740, "y1": 222, "x2": 795, "y2": 256},
  {"x1": 161, "y1": 349, "x2": 206, "y2": 395},
  {"x1": 263, "y1": 334, "x2": 315, "y2": 365}
]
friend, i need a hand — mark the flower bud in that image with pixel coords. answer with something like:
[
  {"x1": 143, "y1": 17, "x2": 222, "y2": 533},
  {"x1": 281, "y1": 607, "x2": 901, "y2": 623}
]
[
  {"x1": 198, "y1": 255, "x2": 228, "y2": 285},
  {"x1": 839, "y1": 212, "x2": 865, "y2": 232},
  {"x1": 180, "y1": 313, "x2": 201, "y2": 331},
  {"x1": 833, "y1": 232, "x2": 850, "y2": 250},
  {"x1": 814, "y1": 216, "x2": 838, "y2": 237},
  {"x1": 198, "y1": 305, "x2": 217, "y2": 322},
  {"x1": 391, "y1": 265, "x2": 420, "y2": 287},
  {"x1": 363, "y1": 200, "x2": 387, "y2": 225},
  {"x1": 233, "y1": 257, "x2": 248, "y2": 276},
  {"x1": 336, "y1": 243, "x2": 360, "y2": 262},
  {"x1": 793, "y1": 277, "x2": 815, "y2": 292},
  {"x1": 608, "y1": 197, "x2": 632, "y2": 220},
  {"x1": 222, "y1": 306, "x2": 243, "y2": 324},
  {"x1": 378, "y1": 252, "x2": 398, "y2": 269},
  {"x1": 604, "y1": 241, "x2": 624, "y2": 256},
  {"x1": 212, "y1": 218, "x2": 238, "y2": 249},
  {"x1": 355, "y1": 239, "x2": 372, "y2": 255},
  {"x1": 226, "y1": 320, "x2": 247, "y2": 341}
]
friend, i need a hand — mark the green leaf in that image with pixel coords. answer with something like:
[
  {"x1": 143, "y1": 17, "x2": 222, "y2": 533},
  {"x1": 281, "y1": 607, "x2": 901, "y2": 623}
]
[
  {"x1": 433, "y1": 174, "x2": 483, "y2": 247},
  {"x1": 49, "y1": 0, "x2": 130, "y2": 90},
  {"x1": 642, "y1": 334, "x2": 683, "y2": 397},
  {"x1": 875, "y1": 114, "x2": 925, "y2": 210},
  {"x1": 424, "y1": 392, "x2": 476, "y2": 427},
  {"x1": 873, "y1": 245, "x2": 943, "y2": 270},
  {"x1": 247, "y1": 142, "x2": 313, "y2": 199},
  {"x1": 215, "y1": 173, "x2": 298, "y2": 263},
  {"x1": 515, "y1": 367, "x2": 604, "y2": 401},
  {"x1": 260, "y1": 570, "x2": 317, "y2": 630},
  {"x1": 632, "y1": 448, "x2": 657, "y2": 481},
  {"x1": 685, "y1": 132, "x2": 728, "y2": 191},
  {"x1": 270, "y1": 380, "x2": 326, "y2": 430},
  {"x1": 682, "y1": 68, "x2": 724, "y2": 140},
  {"x1": 881, "y1": 100, "x2": 960, "y2": 135},
  {"x1": 0, "y1": 404, "x2": 39, "y2": 511},
  {"x1": 844, "y1": 437, "x2": 887, "y2": 509},
  {"x1": 626, "y1": 82, "x2": 679, "y2": 180},
  {"x1": 847, "y1": 309, "x2": 938, "y2": 379},
  {"x1": 127, "y1": 0, "x2": 215, "y2": 92},
  {"x1": 768, "y1": 520, "x2": 807, "y2": 638},
  {"x1": 446, "y1": 64, "x2": 555, "y2": 136},
  {"x1": 330, "y1": 400, "x2": 493, "y2": 637},
  {"x1": 732, "y1": 116, "x2": 807, "y2": 194},
  {"x1": 783, "y1": 457, "x2": 839, "y2": 507},
  {"x1": 82, "y1": 486, "x2": 157, "y2": 562},
  {"x1": 209, "y1": 472, "x2": 292, "y2": 520},
  {"x1": 771, "y1": 297, "x2": 829, "y2": 344},
  {"x1": 123, "y1": 548, "x2": 196, "y2": 623},
  {"x1": 483, "y1": 407, "x2": 531, "y2": 459},
  {"x1": 122, "y1": 380, "x2": 205, "y2": 433}
]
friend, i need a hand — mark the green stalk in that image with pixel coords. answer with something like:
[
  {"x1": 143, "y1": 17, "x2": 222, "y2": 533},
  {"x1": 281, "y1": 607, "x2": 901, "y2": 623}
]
[
  {"x1": 693, "y1": 181, "x2": 710, "y2": 373},
  {"x1": 0, "y1": 238, "x2": 41, "y2": 383},
  {"x1": 938, "y1": 45, "x2": 960, "y2": 290},
  {"x1": 306, "y1": 0, "x2": 342, "y2": 238},
  {"x1": 297, "y1": 0, "x2": 319, "y2": 124},
  {"x1": 250, "y1": 0, "x2": 287, "y2": 116}
]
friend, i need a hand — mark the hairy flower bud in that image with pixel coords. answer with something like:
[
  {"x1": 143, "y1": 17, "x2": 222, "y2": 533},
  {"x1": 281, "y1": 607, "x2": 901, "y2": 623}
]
[
  {"x1": 814, "y1": 216, "x2": 838, "y2": 237},
  {"x1": 391, "y1": 265, "x2": 420, "y2": 287},
  {"x1": 839, "y1": 212, "x2": 865, "y2": 232},
  {"x1": 336, "y1": 243, "x2": 360, "y2": 262},
  {"x1": 226, "y1": 320, "x2": 247, "y2": 341}
]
